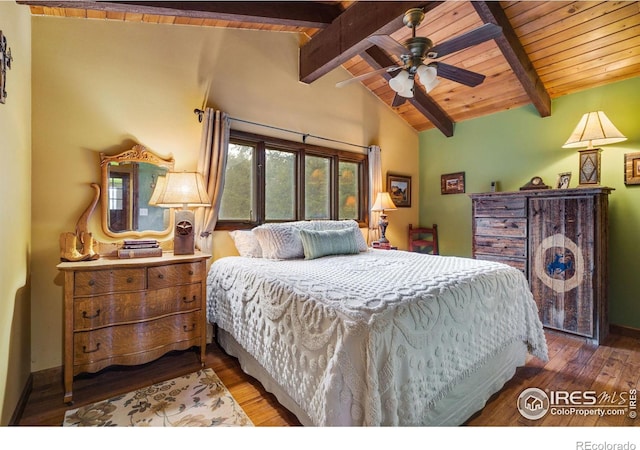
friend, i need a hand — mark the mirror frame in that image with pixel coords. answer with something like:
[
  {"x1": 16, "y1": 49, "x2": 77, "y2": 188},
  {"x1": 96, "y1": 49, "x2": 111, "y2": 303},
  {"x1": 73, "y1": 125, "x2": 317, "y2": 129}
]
[{"x1": 100, "y1": 144, "x2": 175, "y2": 239}]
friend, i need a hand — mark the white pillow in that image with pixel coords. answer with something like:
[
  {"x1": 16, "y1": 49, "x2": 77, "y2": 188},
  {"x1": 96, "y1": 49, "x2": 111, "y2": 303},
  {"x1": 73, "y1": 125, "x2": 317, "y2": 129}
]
[
  {"x1": 253, "y1": 220, "x2": 368, "y2": 259},
  {"x1": 253, "y1": 223, "x2": 305, "y2": 259},
  {"x1": 228, "y1": 230, "x2": 263, "y2": 258}
]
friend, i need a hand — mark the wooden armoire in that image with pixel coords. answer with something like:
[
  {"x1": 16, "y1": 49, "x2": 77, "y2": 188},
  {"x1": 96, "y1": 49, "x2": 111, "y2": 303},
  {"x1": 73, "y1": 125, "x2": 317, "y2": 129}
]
[{"x1": 470, "y1": 187, "x2": 612, "y2": 344}]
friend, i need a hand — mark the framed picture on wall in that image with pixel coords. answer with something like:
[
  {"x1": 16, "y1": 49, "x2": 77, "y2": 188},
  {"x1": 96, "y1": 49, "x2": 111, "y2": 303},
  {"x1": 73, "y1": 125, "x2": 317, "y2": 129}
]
[
  {"x1": 556, "y1": 172, "x2": 572, "y2": 189},
  {"x1": 387, "y1": 173, "x2": 411, "y2": 207},
  {"x1": 441, "y1": 172, "x2": 465, "y2": 195},
  {"x1": 624, "y1": 152, "x2": 640, "y2": 185}
]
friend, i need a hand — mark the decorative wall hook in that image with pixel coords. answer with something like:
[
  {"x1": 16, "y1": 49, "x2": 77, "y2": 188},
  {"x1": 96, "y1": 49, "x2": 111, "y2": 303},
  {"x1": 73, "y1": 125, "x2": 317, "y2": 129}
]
[{"x1": 0, "y1": 30, "x2": 13, "y2": 104}]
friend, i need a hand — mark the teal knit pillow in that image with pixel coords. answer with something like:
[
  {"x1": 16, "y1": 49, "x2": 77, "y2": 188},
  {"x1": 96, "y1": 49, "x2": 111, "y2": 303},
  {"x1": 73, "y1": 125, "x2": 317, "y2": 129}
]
[{"x1": 299, "y1": 228, "x2": 360, "y2": 260}]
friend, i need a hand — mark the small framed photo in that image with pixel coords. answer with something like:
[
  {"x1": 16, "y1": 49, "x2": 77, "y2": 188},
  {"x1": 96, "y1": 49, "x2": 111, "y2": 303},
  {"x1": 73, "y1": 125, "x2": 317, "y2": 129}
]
[
  {"x1": 624, "y1": 152, "x2": 640, "y2": 185},
  {"x1": 387, "y1": 173, "x2": 411, "y2": 207},
  {"x1": 556, "y1": 172, "x2": 572, "y2": 189},
  {"x1": 441, "y1": 172, "x2": 465, "y2": 195}
]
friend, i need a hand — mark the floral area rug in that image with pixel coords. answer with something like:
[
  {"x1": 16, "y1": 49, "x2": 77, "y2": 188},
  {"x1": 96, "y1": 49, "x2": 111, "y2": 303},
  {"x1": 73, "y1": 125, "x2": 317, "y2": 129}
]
[{"x1": 63, "y1": 368, "x2": 253, "y2": 427}]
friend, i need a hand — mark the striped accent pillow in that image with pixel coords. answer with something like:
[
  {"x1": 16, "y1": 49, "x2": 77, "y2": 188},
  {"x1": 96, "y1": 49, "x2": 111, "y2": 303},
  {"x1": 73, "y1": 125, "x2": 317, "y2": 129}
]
[{"x1": 299, "y1": 228, "x2": 360, "y2": 260}]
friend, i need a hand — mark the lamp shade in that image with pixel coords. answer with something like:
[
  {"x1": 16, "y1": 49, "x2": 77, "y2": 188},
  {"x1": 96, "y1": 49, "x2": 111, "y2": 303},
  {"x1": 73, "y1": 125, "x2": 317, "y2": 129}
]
[
  {"x1": 152, "y1": 171, "x2": 211, "y2": 208},
  {"x1": 147, "y1": 175, "x2": 166, "y2": 206},
  {"x1": 389, "y1": 70, "x2": 410, "y2": 93},
  {"x1": 417, "y1": 64, "x2": 436, "y2": 84},
  {"x1": 562, "y1": 111, "x2": 627, "y2": 149},
  {"x1": 371, "y1": 192, "x2": 397, "y2": 212},
  {"x1": 417, "y1": 65, "x2": 440, "y2": 93}
]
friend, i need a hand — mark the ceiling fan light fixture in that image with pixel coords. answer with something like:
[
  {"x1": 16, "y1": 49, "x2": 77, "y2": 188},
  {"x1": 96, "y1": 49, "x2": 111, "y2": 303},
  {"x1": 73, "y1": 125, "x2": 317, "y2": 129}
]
[
  {"x1": 398, "y1": 80, "x2": 414, "y2": 98},
  {"x1": 389, "y1": 69, "x2": 410, "y2": 93},
  {"x1": 416, "y1": 64, "x2": 439, "y2": 92},
  {"x1": 423, "y1": 77, "x2": 439, "y2": 94},
  {"x1": 417, "y1": 65, "x2": 437, "y2": 84}
]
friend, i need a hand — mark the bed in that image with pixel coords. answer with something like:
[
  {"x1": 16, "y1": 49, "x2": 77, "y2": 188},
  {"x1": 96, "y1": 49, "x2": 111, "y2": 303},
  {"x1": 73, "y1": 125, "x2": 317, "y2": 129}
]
[{"x1": 206, "y1": 220, "x2": 548, "y2": 426}]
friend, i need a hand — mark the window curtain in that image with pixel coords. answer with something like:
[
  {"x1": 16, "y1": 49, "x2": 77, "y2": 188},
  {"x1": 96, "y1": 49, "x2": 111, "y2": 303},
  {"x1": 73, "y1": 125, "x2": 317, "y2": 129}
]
[
  {"x1": 195, "y1": 108, "x2": 230, "y2": 253},
  {"x1": 368, "y1": 145, "x2": 382, "y2": 245}
]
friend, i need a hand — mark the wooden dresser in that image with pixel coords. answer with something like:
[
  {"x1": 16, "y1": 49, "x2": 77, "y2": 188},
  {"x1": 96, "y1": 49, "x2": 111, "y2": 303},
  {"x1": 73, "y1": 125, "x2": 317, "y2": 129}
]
[
  {"x1": 470, "y1": 187, "x2": 611, "y2": 344},
  {"x1": 57, "y1": 252, "x2": 210, "y2": 403}
]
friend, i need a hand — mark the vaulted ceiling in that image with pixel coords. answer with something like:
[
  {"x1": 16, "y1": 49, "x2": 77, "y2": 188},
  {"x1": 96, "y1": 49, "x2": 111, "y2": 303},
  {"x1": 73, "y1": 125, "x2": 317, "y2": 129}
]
[{"x1": 18, "y1": 1, "x2": 640, "y2": 136}]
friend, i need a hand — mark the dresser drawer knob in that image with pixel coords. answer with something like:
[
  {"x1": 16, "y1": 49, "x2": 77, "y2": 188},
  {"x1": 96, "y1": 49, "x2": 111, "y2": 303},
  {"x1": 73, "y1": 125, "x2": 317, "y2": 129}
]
[
  {"x1": 188, "y1": 270, "x2": 194, "y2": 276},
  {"x1": 126, "y1": 277, "x2": 133, "y2": 283},
  {"x1": 82, "y1": 343, "x2": 101, "y2": 354},
  {"x1": 158, "y1": 274, "x2": 164, "y2": 279},
  {"x1": 82, "y1": 309, "x2": 101, "y2": 319},
  {"x1": 88, "y1": 279, "x2": 95, "y2": 286},
  {"x1": 183, "y1": 324, "x2": 196, "y2": 332},
  {"x1": 183, "y1": 295, "x2": 197, "y2": 303}
]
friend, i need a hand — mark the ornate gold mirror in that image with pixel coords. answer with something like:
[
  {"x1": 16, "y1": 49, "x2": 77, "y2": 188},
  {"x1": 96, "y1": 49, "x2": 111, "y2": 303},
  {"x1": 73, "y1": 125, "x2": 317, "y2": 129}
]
[{"x1": 100, "y1": 145, "x2": 175, "y2": 238}]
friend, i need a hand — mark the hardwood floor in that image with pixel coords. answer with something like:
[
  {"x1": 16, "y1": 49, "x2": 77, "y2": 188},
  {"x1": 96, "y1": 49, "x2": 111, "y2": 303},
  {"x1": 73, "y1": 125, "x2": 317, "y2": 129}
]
[
  {"x1": 467, "y1": 330, "x2": 640, "y2": 426},
  {"x1": 15, "y1": 330, "x2": 640, "y2": 427}
]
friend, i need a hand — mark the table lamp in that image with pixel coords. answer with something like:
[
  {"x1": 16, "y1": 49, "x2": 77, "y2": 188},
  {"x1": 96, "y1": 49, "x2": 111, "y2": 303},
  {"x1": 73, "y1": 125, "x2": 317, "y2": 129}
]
[
  {"x1": 371, "y1": 192, "x2": 397, "y2": 245},
  {"x1": 152, "y1": 171, "x2": 211, "y2": 254},
  {"x1": 562, "y1": 111, "x2": 627, "y2": 186}
]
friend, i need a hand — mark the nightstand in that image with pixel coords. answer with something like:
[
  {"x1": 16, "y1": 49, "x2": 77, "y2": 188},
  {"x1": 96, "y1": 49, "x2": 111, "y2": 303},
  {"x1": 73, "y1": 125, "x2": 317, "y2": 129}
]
[{"x1": 57, "y1": 251, "x2": 210, "y2": 404}]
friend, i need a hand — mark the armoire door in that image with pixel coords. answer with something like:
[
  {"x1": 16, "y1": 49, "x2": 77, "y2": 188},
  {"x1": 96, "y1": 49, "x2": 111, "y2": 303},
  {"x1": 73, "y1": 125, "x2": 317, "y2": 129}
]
[{"x1": 529, "y1": 196, "x2": 595, "y2": 339}]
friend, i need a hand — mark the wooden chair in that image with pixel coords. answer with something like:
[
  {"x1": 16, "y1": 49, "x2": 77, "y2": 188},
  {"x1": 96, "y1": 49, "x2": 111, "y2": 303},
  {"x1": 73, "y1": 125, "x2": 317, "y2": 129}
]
[{"x1": 408, "y1": 224, "x2": 439, "y2": 255}]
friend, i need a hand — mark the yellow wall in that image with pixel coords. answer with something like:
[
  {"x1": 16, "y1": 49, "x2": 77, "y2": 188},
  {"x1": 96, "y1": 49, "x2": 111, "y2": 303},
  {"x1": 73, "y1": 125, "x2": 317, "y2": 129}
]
[
  {"x1": 30, "y1": 17, "x2": 418, "y2": 372},
  {"x1": 0, "y1": 2, "x2": 32, "y2": 425}
]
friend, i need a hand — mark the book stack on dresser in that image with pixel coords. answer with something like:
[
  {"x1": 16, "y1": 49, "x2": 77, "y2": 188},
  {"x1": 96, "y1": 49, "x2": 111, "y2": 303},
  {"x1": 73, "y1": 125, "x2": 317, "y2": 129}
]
[{"x1": 117, "y1": 239, "x2": 162, "y2": 259}]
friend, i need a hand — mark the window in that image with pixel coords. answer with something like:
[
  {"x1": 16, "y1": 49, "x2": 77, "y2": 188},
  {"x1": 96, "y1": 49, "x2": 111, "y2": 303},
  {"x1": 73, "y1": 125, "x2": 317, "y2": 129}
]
[
  {"x1": 339, "y1": 161, "x2": 359, "y2": 220},
  {"x1": 304, "y1": 155, "x2": 330, "y2": 220},
  {"x1": 218, "y1": 142, "x2": 255, "y2": 221},
  {"x1": 265, "y1": 149, "x2": 296, "y2": 221},
  {"x1": 217, "y1": 130, "x2": 368, "y2": 229},
  {"x1": 108, "y1": 176, "x2": 124, "y2": 211}
]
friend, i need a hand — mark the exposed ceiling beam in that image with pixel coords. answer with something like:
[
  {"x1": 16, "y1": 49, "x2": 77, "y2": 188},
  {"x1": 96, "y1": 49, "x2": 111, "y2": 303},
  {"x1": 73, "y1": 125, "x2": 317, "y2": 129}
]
[
  {"x1": 17, "y1": 1, "x2": 344, "y2": 28},
  {"x1": 472, "y1": 1, "x2": 551, "y2": 117},
  {"x1": 300, "y1": 2, "x2": 441, "y2": 84},
  {"x1": 361, "y1": 46, "x2": 454, "y2": 137}
]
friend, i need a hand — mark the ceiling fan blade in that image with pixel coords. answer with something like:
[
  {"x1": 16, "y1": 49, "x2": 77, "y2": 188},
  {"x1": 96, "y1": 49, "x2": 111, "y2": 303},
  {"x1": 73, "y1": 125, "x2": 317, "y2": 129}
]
[
  {"x1": 435, "y1": 62, "x2": 486, "y2": 87},
  {"x1": 336, "y1": 65, "x2": 400, "y2": 88},
  {"x1": 368, "y1": 34, "x2": 408, "y2": 58},
  {"x1": 391, "y1": 93, "x2": 406, "y2": 107},
  {"x1": 429, "y1": 23, "x2": 502, "y2": 58}
]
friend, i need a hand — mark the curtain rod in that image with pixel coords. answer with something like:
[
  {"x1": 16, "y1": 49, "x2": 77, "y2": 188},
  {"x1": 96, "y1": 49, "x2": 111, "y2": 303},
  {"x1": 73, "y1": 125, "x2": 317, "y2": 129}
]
[{"x1": 194, "y1": 108, "x2": 370, "y2": 151}]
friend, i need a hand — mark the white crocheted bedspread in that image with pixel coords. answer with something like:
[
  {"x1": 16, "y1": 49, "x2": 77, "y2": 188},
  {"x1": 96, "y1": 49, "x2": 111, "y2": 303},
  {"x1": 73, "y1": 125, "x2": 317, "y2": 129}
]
[{"x1": 206, "y1": 250, "x2": 548, "y2": 426}]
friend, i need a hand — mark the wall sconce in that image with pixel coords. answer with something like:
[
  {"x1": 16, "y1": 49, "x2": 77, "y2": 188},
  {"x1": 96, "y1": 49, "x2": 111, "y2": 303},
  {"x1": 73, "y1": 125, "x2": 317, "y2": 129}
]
[
  {"x1": 151, "y1": 171, "x2": 210, "y2": 255},
  {"x1": 371, "y1": 192, "x2": 397, "y2": 246},
  {"x1": 562, "y1": 111, "x2": 627, "y2": 186}
]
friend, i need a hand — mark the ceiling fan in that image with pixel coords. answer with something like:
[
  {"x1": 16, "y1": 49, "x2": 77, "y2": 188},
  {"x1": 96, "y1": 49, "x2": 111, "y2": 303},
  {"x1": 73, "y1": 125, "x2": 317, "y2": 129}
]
[{"x1": 337, "y1": 8, "x2": 502, "y2": 106}]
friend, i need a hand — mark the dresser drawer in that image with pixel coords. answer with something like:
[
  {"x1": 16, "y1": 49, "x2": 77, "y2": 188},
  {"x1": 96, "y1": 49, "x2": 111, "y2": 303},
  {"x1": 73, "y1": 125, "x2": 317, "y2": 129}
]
[
  {"x1": 148, "y1": 262, "x2": 204, "y2": 289},
  {"x1": 475, "y1": 254, "x2": 527, "y2": 274},
  {"x1": 74, "y1": 268, "x2": 146, "y2": 296},
  {"x1": 474, "y1": 235, "x2": 527, "y2": 258},
  {"x1": 73, "y1": 310, "x2": 202, "y2": 367},
  {"x1": 475, "y1": 217, "x2": 527, "y2": 238},
  {"x1": 474, "y1": 197, "x2": 526, "y2": 218},
  {"x1": 73, "y1": 283, "x2": 202, "y2": 330}
]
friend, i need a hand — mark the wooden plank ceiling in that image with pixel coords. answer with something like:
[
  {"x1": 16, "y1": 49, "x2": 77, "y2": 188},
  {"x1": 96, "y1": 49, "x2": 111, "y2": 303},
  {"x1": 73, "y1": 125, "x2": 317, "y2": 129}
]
[{"x1": 19, "y1": 1, "x2": 640, "y2": 136}]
